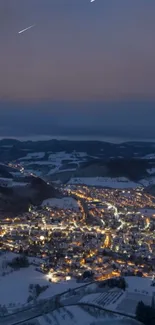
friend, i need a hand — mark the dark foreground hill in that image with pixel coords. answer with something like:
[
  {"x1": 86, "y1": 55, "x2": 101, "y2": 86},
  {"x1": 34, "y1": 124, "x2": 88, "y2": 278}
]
[{"x1": 0, "y1": 177, "x2": 59, "y2": 217}]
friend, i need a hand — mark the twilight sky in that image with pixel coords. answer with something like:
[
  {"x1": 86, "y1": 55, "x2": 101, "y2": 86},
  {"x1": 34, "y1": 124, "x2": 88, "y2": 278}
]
[{"x1": 0, "y1": 0, "x2": 155, "y2": 139}]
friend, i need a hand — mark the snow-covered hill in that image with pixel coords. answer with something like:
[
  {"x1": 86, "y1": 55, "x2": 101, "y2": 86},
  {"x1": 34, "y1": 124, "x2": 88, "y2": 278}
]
[
  {"x1": 68, "y1": 177, "x2": 141, "y2": 189},
  {"x1": 42, "y1": 197, "x2": 79, "y2": 210}
]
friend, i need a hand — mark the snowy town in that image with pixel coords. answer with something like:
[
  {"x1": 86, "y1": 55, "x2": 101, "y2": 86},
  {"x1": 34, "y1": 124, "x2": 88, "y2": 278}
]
[
  {"x1": 0, "y1": 151, "x2": 155, "y2": 324},
  {"x1": 0, "y1": 154, "x2": 155, "y2": 324},
  {"x1": 0, "y1": 184, "x2": 155, "y2": 284}
]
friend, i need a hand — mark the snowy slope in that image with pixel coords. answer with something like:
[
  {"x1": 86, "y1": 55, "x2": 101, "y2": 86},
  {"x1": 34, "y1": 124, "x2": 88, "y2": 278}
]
[
  {"x1": 68, "y1": 177, "x2": 140, "y2": 189},
  {"x1": 42, "y1": 197, "x2": 79, "y2": 210}
]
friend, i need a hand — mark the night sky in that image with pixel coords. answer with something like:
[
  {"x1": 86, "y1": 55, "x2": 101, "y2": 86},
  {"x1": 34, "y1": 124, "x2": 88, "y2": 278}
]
[{"x1": 0, "y1": 0, "x2": 155, "y2": 139}]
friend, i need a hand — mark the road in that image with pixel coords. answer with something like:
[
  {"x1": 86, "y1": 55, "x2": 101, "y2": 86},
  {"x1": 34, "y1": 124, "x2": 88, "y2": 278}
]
[
  {"x1": 0, "y1": 282, "x2": 95, "y2": 325},
  {"x1": 2, "y1": 293, "x2": 138, "y2": 325},
  {"x1": 1, "y1": 296, "x2": 63, "y2": 325},
  {"x1": 0, "y1": 276, "x2": 139, "y2": 325}
]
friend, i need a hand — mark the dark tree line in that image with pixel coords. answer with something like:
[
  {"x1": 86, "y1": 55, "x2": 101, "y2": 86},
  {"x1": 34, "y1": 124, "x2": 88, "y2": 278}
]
[
  {"x1": 8, "y1": 255, "x2": 29, "y2": 269},
  {"x1": 136, "y1": 301, "x2": 155, "y2": 325},
  {"x1": 107, "y1": 277, "x2": 127, "y2": 290},
  {"x1": 27, "y1": 283, "x2": 49, "y2": 303}
]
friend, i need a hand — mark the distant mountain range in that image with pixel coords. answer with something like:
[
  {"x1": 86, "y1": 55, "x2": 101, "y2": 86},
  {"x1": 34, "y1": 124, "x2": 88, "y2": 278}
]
[
  {"x1": 0, "y1": 138, "x2": 155, "y2": 159},
  {"x1": 0, "y1": 138, "x2": 155, "y2": 216}
]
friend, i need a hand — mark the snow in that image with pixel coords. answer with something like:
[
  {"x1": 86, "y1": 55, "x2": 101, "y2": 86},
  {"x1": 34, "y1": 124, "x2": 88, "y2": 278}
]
[
  {"x1": 0, "y1": 177, "x2": 12, "y2": 181},
  {"x1": 25, "y1": 161, "x2": 54, "y2": 166},
  {"x1": 17, "y1": 151, "x2": 91, "y2": 177},
  {"x1": 90, "y1": 320, "x2": 141, "y2": 325},
  {"x1": 77, "y1": 152, "x2": 87, "y2": 157},
  {"x1": 78, "y1": 276, "x2": 155, "y2": 318},
  {"x1": 48, "y1": 151, "x2": 87, "y2": 161},
  {"x1": 115, "y1": 277, "x2": 154, "y2": 316},
  {"x1": 139, "y1": 177, "x2": 155, "y2": 187},
  {"x1": 142, "y1": 153, "x2": 155, "y2": 159},
  {"x1": 12, "y1": 181, "x2": 28, "y2": 187},
  {"x1": 46, "y1": 151, "x2": 88, "y2": 175},
  {"x1": 36, "y1": 302, "x2": 140, "y2": 325},
  {"x1": 37, "y1": 305, "x2": 120, "y2": 325},
  {"x1": 26, "y1": 169, "x2": 42, "y2": 177},
  {"x1": 0, "y1": 178, "x2": 28, "y2": 188},
  {"x1": 80, "y1": 289, "x2": 125, "y2": 311},
  {"x1": 39, "y1": 280, "x2": 87, "y2": 300},
  {"x1": 38, "y1": 305, "x2": 95, "y2": 325},
  {"x1": 47, "y1": 165, "x2": 62, "y2": 175},
  {"x1": 11, "y1": 171, "x2": 25, "y2": 177},
  {"x1": 19, "y1": 152, "x2": 45, "y2": 160},
  {"x1": 125, "y1": 276, "x2": 154, "y2": 294},
  {"x1": 116, "y1": 292, "x2": 151, "y2": 316},
  {"x1": 54, "y1": 168, "x2": 76, "y2": 173},
  {"x1": 68, "y1": 177, "x2": 140, "y2": 189},
  {"x1": 42, "y1": 197, "x2": 79, "y2": 210},
  {"x1": 0, "y1": 253, "x2": 85, "y2": 309},
  {"x1": 0, "y1": 265, "x2": 48, "y2": 306},
  {"x1": 147, "y1": 168, "x2": 155, "y2": 174}
]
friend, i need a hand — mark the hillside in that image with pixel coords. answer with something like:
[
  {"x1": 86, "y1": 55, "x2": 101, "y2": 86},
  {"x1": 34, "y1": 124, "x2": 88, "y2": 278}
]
[
  {"x1": 1, "y1": 138, "x2": 155, "y2": 162},
  {"x1": 0, "y1": 177, "x2": 59, "y2": 217},
  {"x1": 1, "y1": 138, "x2": 155, "y2": 187}
]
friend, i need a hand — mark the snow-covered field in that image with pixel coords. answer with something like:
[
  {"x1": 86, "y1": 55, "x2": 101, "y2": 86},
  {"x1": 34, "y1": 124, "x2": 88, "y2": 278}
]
[
  {"x1": 139, "y1": 177, "x2": 155, "y2": 187},
  {"x1": 68, "y1": 177, "x2": 140, "y2": 189},
  {"x1": 75, "y1": 276, "x2": 154, "y2": 318},
  {"x1": 19, "y1": 151, "x2": 87, "y2": 167},
  {"x1": 25, "y1": 169, "x2": 42, "y2": 177},
  {"x1": 0, "y1": 253, "x2": 83, "y2": 310},
  {"x1": 0, "y1": 265, "x2": 48, "y2": 306},
  {"x1": 116, "y1": 292, "x2": 151, "y2": 316},
  {"x1": 113, "y1": 277, "x2": 154, "y2": 316},
  {"x1": 36, "y1": 301, "x2": 140, "y2": 325},
  {"x1": 19, "y1": 152, "x2": 45, "y2": 160},
  {"x1": 90, "y1": 320, "x2": 141, "y2": 325},
  {"x1": 147, "y1": 167, "x2": 155, "y2": 174},
  {"x1": 42, "y1": 197, "x2": 79, "y2": 210},
  {"x1": 48, "y1": 151, "x2": 87, "y2": 162},
  {"x1": 37, "y1": 305, "x2": 119, "y2": 325},
  {"x1": 125, "y1": 276, "x2": 154, "y2": 293},
  {"x1": 80, "y1": 289, "x2": 125, "y2": 308},
  {"x1": 142, "y1": 153, "x2": 155, "y2": 159},
  {"x1": 0, "y1": 256, "x2": 152, "y2": 322},
  {"x1": 0, "y1": 256, "x2": 152, "y2": 314},
  {"x1": 12, "y1": 181, "x2": 28, "y2": 187},
  {"x1": 17, "y1": 151, "x2": 155, "y2": 189},
  {"x1": 18, "y1": 150, "x2": 90, "y2": 177},
  {"x1": 0, "y1": 265, "x2": 83, "y2": 308},
  {"x1": 0, "y1": 178, "x2": 28, "y2": 188}
]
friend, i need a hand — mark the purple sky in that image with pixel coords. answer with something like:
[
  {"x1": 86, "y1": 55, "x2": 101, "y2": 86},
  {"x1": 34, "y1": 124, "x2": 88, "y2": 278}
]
[
  {"x1": 0, "y1": 0, "x2": 155, "y2": 101},
  {"x1": 0, "y1": 1, "x2": 155, "y2": 140}
]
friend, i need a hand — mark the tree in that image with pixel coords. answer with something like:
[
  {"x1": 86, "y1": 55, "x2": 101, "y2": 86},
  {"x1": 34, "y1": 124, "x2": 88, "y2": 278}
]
[
  {"x1": 83, "y1": 270, "x2": 94, "y2": 279},
  {"x1": 136, "y1": 301, "x2": 155, "y2": 325},
  {"x1": 136, "y1": 301, "x2": 145, "y2": 323},
  {"x1": 29, "y1": 284, "x2": 34, "y2": 292},
  {"x1": 27, "y1": 295, "x2": 33, "y2": 303},
  {"x1": 8, "y1": 255, "x2": 29, "y2": 269},
  {"x1": 119, "y1": 277, "x2": 127, "y2": 290}
]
